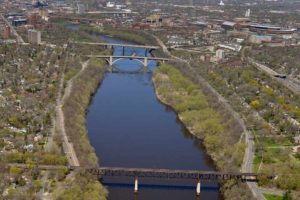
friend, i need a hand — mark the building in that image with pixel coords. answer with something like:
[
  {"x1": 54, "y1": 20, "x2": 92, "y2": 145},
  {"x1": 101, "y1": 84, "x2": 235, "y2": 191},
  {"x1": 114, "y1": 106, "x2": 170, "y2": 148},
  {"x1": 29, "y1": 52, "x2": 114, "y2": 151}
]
[
  {"x1": 222, "y1": 21, "x2": 236, "y2": 30},
  {"x1": 249, "y1": 24, "x2": 297, "y2": 35},
  {"x1": 249, "y1": 35, "x2": 272, "y2": 44},
  {"x1": 77, "y1": 4, "x2": 86, "y2": 14},
  {"x1": 294, "y1": 135, "x2": 300, "y2": 144},
  {"x1": 218, "y1": 43, "x2": 242, "y2": 52},
  {"x1": 28, "y1": 29, "x2": 41, "y2": 44},
  {"x1": 132, "y1": 23, "x2": 150, "y2": 30},
  {"x1": 245, "y1": 9, "x2": 251, "y2": 17},
  {"x1": 216, "y1": 49, "x2": 224, "y2": 60},
  {"x1": 2, "y1": 26, "x2": 11, "y2": 39},
  {"x1": 28, "y1": 13, "x2": 41, "y2": 28},
  {"x1": 146, "y1": 14, "x2": 162, "y2": 27},
  {"x1": 12, "y1": 19, "x2": 27, "y2": 27},
  {"x1": 39, "y1": 9, "x2": 49, "y2": 21},
  {"x1": 106, "y1": 2, "x2": 115, "y2": 8},
  {"x1": 167, "y1": 35, "x2": 192, "y2": 46}
]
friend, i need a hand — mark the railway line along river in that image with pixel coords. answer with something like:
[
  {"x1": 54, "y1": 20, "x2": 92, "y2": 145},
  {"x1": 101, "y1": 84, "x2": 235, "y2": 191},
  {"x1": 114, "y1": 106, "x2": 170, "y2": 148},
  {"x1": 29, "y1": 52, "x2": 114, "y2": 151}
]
[{"x1": 85, "y1": 35, "x2": 221, "y2": 200}]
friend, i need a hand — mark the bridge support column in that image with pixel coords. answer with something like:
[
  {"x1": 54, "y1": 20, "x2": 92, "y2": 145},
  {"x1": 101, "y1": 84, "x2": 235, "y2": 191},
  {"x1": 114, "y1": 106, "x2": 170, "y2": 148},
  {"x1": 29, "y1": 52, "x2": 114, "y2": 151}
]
[
  {"x1": 196, "y1": 180, "x2": 201, "y2": 196},
  {"x1": 143, "y1": 57, "x2": 148, "y2": 68},
  {"x1": 134, "y1": 177, "x2": 138, "y2": 193},
  {"x1": 109, "y1": 56, "x2": 113, "y2": 66},
  {"x1": 143, "y1": 57, "x2": 148, "y2": 72}
]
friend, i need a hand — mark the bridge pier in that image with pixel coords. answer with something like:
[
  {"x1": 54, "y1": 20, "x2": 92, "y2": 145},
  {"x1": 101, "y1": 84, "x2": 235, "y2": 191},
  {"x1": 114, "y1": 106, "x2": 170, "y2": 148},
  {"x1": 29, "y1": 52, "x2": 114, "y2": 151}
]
[
  {"x1": 143, "y1": 57, "x2": 148, "y2": 68},
  {"x1": 196, "y1": 180, "x2": 201, "y2": 196},
  {"x1": 134, "y1": 177, "x2": 138, "y2": 193},
  {"x1": 109, "y1": 56, "x2": 113, "y2": 66}
]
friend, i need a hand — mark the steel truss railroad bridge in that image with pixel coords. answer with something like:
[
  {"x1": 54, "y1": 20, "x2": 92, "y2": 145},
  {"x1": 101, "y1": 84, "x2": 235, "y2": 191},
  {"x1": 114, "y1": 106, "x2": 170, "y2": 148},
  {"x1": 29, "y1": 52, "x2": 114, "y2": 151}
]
[
  {"x1": 81, "y1": 167, "x2": 274, "y2": 182},
  {"x1": 77, "y1": 166, "x2": 274, "y2": 195}
]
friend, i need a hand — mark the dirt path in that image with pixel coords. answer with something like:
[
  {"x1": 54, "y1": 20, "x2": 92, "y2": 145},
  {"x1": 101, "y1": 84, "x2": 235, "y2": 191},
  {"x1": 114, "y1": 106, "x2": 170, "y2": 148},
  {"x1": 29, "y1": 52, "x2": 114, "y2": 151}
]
[{"x1": 57, "y1": 60, "x2": 90, "y2": 167}]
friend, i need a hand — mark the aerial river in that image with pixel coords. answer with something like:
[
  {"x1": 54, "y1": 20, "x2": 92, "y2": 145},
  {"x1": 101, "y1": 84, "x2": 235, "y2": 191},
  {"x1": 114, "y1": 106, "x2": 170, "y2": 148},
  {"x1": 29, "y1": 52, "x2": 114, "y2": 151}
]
[{"x1": 75, "y1": 30, "x2": 221, "y2": 199}]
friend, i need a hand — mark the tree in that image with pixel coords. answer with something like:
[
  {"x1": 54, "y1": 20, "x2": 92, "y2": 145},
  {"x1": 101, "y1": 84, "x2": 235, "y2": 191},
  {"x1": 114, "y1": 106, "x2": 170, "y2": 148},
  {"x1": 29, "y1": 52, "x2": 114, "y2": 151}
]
[
  {"x1": 34, "y1": 179, "x2": 42, "y2": 191},
  {"x1": 9, "y1": 166, "x2": 22, "y2": 177},
  {"x1": 283, "y1": 190, "x2": 293, "y2": 200}
]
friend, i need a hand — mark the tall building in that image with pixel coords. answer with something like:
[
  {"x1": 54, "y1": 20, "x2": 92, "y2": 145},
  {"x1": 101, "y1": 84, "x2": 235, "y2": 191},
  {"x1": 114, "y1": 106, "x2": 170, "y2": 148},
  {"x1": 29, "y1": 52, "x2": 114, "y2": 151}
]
[
  {"x1": 77, "y1": 4, "x2": 86, "y2": 14},
  {"x1": 39, "y1": 9, "x2": 49, "y2": 21},
  {"x1": 28, "y1": 29, "x2": 41, "y2": 44},
  {"x1": 3, "y1": 26, "x2": 11, "y2": 39},
  {"x1": 245, "y1": 9, "x2": 251, "y2": 17}
]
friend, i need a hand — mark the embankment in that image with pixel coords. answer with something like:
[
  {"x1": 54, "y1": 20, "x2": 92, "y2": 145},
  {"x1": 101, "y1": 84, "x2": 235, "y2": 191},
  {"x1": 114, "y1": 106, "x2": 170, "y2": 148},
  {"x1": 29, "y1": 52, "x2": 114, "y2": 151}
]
[
  {"x1": 153, "y1": 63, "x2": 255, "y2": 200},
  {"x1": 63, "y1": 58, "x2": 106, "y2": 167},
  {"x1": 58, "y1": 58, "x2": 108, "y2": 199}
]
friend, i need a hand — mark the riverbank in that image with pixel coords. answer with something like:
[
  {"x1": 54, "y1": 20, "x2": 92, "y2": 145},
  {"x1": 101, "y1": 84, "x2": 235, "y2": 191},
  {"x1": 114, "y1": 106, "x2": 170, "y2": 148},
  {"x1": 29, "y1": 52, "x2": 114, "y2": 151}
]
[
  {"x1": 153, "y1": 64, "x2": 255, "y2": 200},
  {"x1": 63, "y1": 58, "x2": 106, "y2": 167},
  {"x1": 58, "y1": 57, "x2": 108, "y2": 199},
  {"x1": 153, "y1": 64, "x2": 244, "y2": 169}
]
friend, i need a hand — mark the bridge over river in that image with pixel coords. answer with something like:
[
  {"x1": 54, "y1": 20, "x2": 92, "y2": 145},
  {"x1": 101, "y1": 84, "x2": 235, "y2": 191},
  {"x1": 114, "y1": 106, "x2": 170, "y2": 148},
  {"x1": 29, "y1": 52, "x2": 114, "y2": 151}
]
[
  {"x1": 84, "y1": 167, "x2": 274, "y2": 182},
  {"x1": 86, "y1": 55, "x2": 173, "y2": 69},
  {"x1": 8, "y1": 163, "x2": 274, "y2": 196}
]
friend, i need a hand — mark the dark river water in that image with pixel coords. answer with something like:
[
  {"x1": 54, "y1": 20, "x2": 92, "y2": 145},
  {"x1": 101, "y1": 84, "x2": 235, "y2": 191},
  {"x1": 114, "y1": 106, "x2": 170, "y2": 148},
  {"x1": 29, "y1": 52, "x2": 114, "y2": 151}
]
[{"x1": 77, "y1": 31, "x2": 221, "y2": 199}]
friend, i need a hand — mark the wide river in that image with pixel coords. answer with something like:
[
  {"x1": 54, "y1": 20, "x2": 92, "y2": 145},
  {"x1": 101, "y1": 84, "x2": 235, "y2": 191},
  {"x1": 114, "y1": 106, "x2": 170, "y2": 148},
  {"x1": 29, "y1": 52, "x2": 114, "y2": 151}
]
[{"x1": 84, "y1": 34, "x2": 220, "y2": 199}]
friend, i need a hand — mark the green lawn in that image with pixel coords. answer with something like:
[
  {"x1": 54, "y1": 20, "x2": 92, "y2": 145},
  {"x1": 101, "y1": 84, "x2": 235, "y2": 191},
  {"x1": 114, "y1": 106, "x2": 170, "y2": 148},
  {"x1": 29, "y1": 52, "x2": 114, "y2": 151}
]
[
  {"x1": 263, "y1": 193, "x2": 283, "y2": 200},
  {"x1": 253, "y1": 155, "x2": 262, "y2": 172}
]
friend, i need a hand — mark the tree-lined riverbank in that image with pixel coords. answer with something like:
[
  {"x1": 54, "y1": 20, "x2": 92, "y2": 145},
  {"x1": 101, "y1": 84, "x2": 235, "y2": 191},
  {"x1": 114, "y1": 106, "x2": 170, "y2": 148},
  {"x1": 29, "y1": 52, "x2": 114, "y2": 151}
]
[
  {"x1": 153, "y1": 64, "x2": 255, "y2": 200},
  {"x1": 57, "y1": 58, "x2": 108, "y2": 199}
]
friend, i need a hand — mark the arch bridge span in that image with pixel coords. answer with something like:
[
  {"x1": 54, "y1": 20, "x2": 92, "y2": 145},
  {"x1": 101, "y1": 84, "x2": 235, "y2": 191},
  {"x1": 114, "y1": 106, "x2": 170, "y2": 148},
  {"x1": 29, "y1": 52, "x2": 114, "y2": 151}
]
[{"x1": 86, "y1": 55, "x2": 173, "y2": 68}]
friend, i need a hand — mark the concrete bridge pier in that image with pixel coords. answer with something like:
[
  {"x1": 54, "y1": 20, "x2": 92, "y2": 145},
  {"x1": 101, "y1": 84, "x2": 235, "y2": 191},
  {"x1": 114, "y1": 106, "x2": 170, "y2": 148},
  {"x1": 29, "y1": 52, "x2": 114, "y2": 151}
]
[
  {"x1": 143, "y1": 57, "x2": 148, "y2": 72},
  {"x1": 196, "y1": 180, "x2": 201, "y2": 196},
  {"x1": 143, "y1": 57, "x2": 148, "y2": 68},
  {"x1": 134, "y1": 176, "x2": 138, "y2": 193},
  {"x1": 109, "y1": 56, "x2": 113, "y2": 66},
  {"x1": 122, "y1": 46, "x2": 125, "y2": 56}
]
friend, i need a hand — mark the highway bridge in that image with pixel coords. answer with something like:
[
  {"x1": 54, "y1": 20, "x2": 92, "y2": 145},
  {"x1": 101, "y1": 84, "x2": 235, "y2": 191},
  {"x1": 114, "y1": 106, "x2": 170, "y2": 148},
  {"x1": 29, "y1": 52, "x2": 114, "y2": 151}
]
[{"x1": 86, "y1": 55, "x2": 173, "y2": 68}]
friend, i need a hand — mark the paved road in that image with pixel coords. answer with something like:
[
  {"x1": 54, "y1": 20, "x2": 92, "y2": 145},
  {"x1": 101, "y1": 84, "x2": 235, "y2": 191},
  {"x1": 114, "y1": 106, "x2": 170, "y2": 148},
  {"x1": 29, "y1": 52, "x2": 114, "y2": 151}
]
[
  {"x1": 249, "y1": 58, "x2": 300, "y2": 95},
  {"x1": 153, "y1": 35, "x2": 265, "y2": 200}
]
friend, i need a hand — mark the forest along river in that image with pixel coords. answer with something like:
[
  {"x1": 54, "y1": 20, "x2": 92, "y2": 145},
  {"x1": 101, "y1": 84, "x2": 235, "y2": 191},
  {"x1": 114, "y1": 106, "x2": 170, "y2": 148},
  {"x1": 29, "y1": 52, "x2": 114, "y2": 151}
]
[{"x1": 85, "y1": 35, "x2": 221, "y2": 199}]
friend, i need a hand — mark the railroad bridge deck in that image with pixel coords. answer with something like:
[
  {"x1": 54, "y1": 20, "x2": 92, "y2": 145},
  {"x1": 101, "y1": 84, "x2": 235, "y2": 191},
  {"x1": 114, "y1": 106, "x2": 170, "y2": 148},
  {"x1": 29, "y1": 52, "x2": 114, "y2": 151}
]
[{"x1": 82, "y1": 167, "x2": 274, "y2": 182}]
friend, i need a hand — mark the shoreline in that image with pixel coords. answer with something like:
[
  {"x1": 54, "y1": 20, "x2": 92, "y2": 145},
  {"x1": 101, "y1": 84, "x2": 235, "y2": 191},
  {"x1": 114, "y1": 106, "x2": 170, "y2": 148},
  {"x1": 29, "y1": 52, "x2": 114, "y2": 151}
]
[{"x1": 152, "y1": 76, "x2": 220, "y2": 170}]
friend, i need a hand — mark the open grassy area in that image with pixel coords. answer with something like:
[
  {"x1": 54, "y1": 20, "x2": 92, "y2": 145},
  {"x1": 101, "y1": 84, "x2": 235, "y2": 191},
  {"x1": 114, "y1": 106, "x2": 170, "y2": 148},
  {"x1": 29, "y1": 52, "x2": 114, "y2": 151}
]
[{"x1": 263, "y1": 193, "x2": 283, "y2": 200}]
